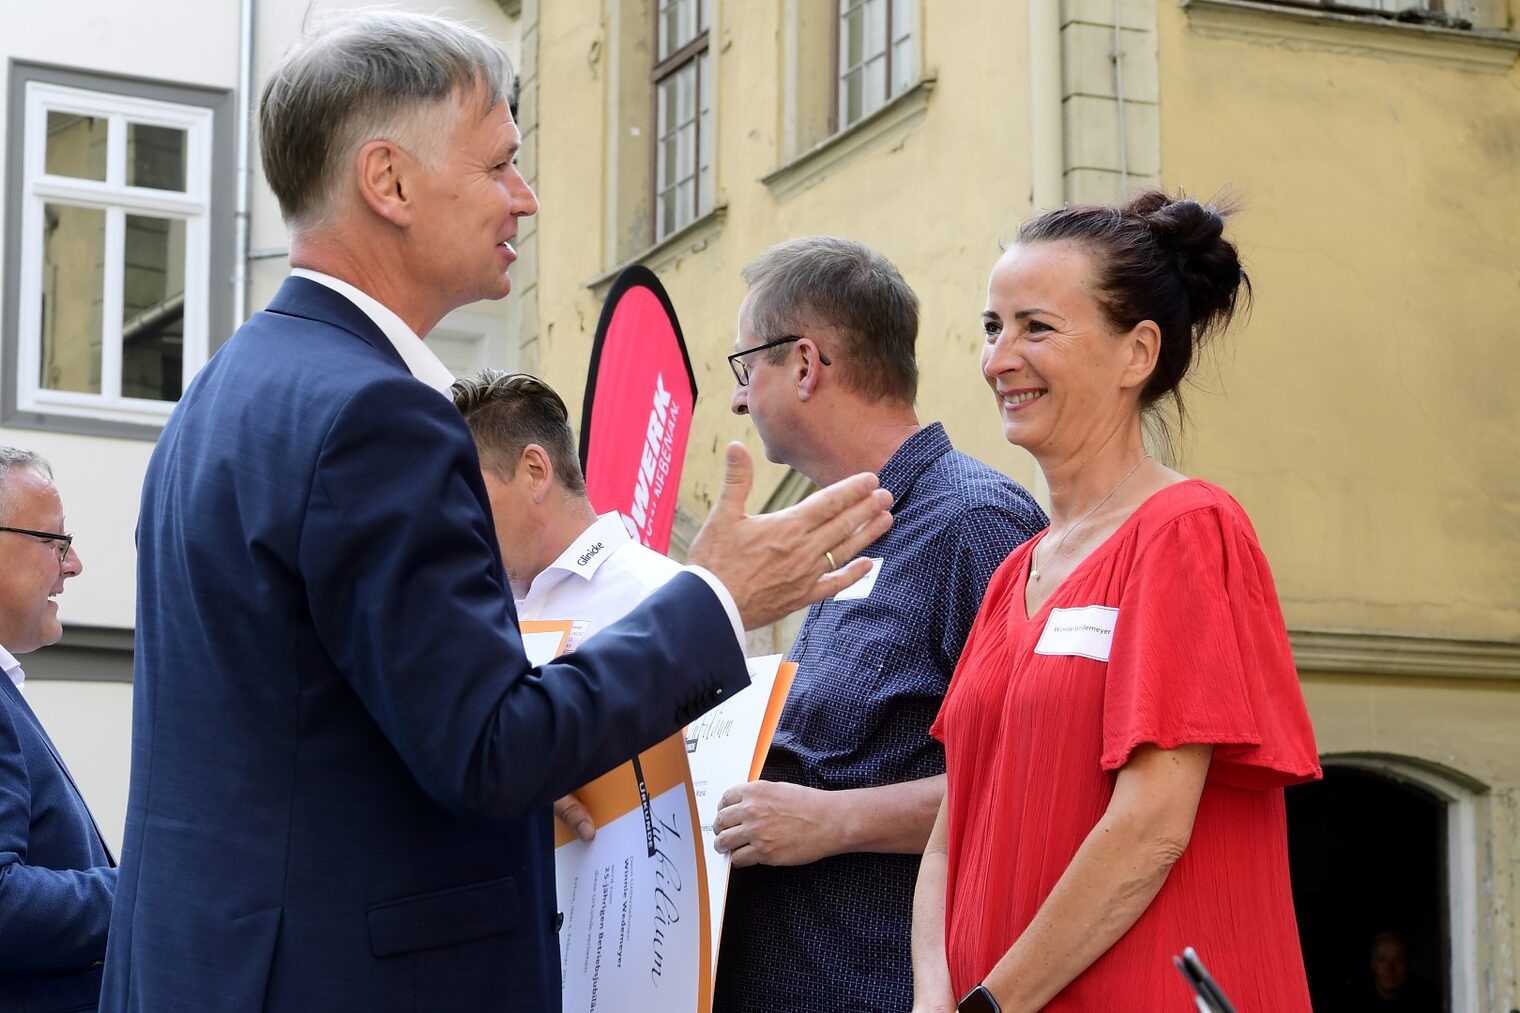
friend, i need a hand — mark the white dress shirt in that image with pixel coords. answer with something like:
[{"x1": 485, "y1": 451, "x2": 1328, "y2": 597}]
[
  {"x1": 515, "y1": 513, "x2": 684, "y2": 642},
  {"x1": 284, "y1": 271, "x2": 744, "y2": 645},
  {"x1": 0, "y1": 643, "x2": 23, "y2": 689}
]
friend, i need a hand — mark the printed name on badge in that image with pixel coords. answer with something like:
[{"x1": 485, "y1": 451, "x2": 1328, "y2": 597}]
[
  {"x1": 833, "y1": 557, "x2": 884, "y2": 601},
  {"x1": 1034, "y1": 605, "x2": 1119, "y2": 662}
]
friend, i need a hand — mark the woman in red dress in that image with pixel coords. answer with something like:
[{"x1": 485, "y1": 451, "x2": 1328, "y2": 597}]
[{"x1": 910, "y1": 191, "x2": 1321, "y2": 1013}]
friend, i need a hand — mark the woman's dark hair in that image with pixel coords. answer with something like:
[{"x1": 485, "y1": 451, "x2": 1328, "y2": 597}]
[{"x1": 1016, "y1": 188, "x2": 1250, "y2": 422}]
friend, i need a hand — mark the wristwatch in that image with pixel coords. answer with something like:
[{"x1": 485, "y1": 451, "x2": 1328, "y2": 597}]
[{"x1": 958, "y1": 984, "x2": 1001, "y2": 1013}]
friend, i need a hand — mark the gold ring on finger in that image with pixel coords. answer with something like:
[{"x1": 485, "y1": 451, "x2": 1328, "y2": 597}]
[{"x1": 824, "y1": 549, "x2": 837, "y2": 570}]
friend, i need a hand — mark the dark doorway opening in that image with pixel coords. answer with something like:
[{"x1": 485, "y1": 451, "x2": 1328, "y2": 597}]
[{"x1": 1287, "y1": 766, "x2": 1449, "y2": 1011}]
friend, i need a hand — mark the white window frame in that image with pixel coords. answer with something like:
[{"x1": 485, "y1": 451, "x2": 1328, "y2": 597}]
[
  {"x1": 15, "y1": 81, "x2": 212, "y2": 426},
  {"x1": 652, "y1": 0, "x2": 715, "y2": 242},
  {"x1": 835, "y1": 0, "x2": 919, "y2": 132}
]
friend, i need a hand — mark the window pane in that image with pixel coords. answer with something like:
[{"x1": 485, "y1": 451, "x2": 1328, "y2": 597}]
[
  {"x1": 127, "y1": 123, "x2": 188, "y2": 192},
  {"x1": 865, "y1": 0, "x2": 887, "y2": 57},
  {"x1": 843, "y1": 5, "x2": 865, "y2": 70},
  {"x1": 660, "y1": 189, "x2": 677, "y2": 238},
  {"x1": 677, "y1": 61, "x2": 697, "y2": 131},
  {"x1": 892, "y1": 37, "x2": 913, "y2": 95},
  {"x1": 659, "y1": 0, "x2": 699, "y2": 59},
  {"x1": 864, "y1": 54, "x2": 887, "y2": 113},
  {"x1": 122, "y1": 214, "x2": 186, "y2": 401},
  {"x1": 44, "y1": 111, "x2": 107, "y2": 181},
  {"x1": 844, "y1": 68, "x2": 864, "y2": 127},
  {"x1": 657, "y1": 61, "x2": 700, "y2": 240},
  {"x1": 698, "y1": 52, "x2": 713, "y2": 216},
  {"x1": 40, "y1": 204, "x2": 106, "y2": 394},
  {"x1": 891, "y1": 0, "x2": 910, "y2": 35}
]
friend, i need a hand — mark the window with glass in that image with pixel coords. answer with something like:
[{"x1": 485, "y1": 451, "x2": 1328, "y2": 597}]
[
  {"x1": 14, "y1": 82, "x2": 212, "y2": 425},
  {"x1": 836, "y1": 0, "x2": 917, "y2": 131},
  {"x1": 652, "y1": 0, "x2": 715, "y2": 241}
]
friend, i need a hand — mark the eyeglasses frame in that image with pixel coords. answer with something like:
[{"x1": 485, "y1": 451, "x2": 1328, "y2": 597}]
[
  {"x1": 727, "y1": 335, "x2": 832, "y2": 386},
  {"x1": 0, "y1": 525, "x2": 74, "y2": 563}
]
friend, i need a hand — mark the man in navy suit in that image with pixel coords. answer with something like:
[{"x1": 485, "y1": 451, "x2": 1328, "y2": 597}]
[
  {"x1": 99, "y1": 10, "x2": 890, "y2": 1012},
  {"x1": 0, "y1": 448, "x2": 116, "y2": 1012}
]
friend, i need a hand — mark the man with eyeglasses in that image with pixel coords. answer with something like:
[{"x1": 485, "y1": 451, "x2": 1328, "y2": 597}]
[
  {"x1": 712, "y1": 238, "x2": 1047, "y2": 1013},
  {"x1": 0, "y1": 447, "x2": 116, "y2": 1011}
]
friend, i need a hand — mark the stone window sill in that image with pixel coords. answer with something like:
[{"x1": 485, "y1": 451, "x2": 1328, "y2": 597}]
[
  {"x1": 760, "y1": 74, "x2": 938, "y2": 204},
  {"x1": 586, "y1": 202, "x2": 728, "y2": 296},
  {"x1": 1180, "y1": 0, "x2": 1520, "y2": 73}
]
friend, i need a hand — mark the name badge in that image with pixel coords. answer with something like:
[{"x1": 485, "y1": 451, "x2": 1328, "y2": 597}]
[
  {"x1": 1034, "y1": 605, "x2": 1119, "y2": 662},
  {"x1": 833, "y1": 557, "x2": 884, "y2": 601}
]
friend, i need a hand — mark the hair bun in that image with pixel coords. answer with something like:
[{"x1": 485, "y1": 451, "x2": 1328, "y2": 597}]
[{"x1": 1122, "y1": 190, "x2": 1245, "y2": 340}]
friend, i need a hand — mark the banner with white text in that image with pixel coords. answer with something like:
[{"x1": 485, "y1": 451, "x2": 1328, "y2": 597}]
[{"x1": 579, "y1": 266, "x2": 697, "y2": 553}]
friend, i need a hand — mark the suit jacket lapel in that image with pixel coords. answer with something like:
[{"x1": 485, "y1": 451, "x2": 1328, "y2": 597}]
[
  {"x1": 264, "y1": 275, "x2": 410, "y2": 374},
  {"x1": 0, "y1": 677, "x2": 115, "y2": 865}
]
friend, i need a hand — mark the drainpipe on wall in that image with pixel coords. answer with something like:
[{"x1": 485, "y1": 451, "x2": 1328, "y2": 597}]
[
  {"x1": 1028, "y1": 0, "x2": 1064, "y2": 212},
  {"x1": 1112, "y1": 0, "x2": 1129, "y2": 194},
  {"x1": 232, "y1": 0, "x2": 256, "y2": 329},
  {"x1": 1025, "y1": 1, "x2": 1062, "y2": 510}
]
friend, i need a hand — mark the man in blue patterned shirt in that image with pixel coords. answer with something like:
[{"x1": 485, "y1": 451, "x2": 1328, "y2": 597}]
[{"x1": 712, "y1": 238, "x2": 1047, "y2": 1011}]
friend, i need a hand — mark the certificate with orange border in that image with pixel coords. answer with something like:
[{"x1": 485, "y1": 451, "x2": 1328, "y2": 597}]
[
  {"x1": 685, "y1": 655, "x2": 795, "y2": 974},
  {"x1": 551, "y1": 654, "x2": 794, "y2": 1012}
]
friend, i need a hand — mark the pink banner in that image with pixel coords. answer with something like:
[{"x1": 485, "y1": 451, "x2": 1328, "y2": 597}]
[{"x1": 579, "y1": 267, "x2": 698, "y2": 554}]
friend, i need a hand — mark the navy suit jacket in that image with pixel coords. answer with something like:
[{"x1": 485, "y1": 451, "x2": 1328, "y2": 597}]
[
  {"x1": 98, "y1": 278, "x2": 747, "y2": 1011},
  {"x1": 0, "y1": 672, "x2": 116, "y2": 1013}
]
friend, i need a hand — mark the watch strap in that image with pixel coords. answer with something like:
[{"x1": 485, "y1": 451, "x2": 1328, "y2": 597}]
[{"x1": 958, "y1": 983, "x2": 1002, "y2": 1013}]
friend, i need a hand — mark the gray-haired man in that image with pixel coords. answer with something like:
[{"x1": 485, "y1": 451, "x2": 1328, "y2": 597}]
[
  {"x1": 99, "y1": 12, "x2": 891, "y2": 1010},
  {"x1": 0, "y1": 448, "x2": 115, "y2": 1012}
]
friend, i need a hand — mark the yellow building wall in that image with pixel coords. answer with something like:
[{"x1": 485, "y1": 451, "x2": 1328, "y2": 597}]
[
  {"x1": 531, "y1": 1, "x2": 1046, "y2": 518},
  {"x1": 1156, "y1": 3, "x2": 1520, "y2": 642},
  {"x1": 534, "y1": 4, "x2": 1520, "y2": 645}
]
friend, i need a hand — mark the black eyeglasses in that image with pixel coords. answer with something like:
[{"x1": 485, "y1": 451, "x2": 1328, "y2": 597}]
[
  {"x1": 727, "y1": 336, "x2": 832, "y2": 386},
  {"x1": 0, "y1": 525, "x2": 74, "y2": 563}
]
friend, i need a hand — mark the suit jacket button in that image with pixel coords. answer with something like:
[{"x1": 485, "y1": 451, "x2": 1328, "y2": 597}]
[{"x1": 554, "y1": 912, "x2": 564, "y2": 932}]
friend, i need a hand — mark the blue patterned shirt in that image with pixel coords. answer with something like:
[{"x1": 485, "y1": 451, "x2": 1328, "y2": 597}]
[{"x1": 714, "y1": 423, "x2": 1047, "y2": 1012}]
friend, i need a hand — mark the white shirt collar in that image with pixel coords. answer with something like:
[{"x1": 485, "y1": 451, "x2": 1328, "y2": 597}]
[
  {"x1": 290, "y1": 269, "x2": 457, "y2": 397},
  {"x1": 519, "y1": 513, "x2": 634, "y2": 603},
  {"x1": 541, "y1": 513, "x2": 634, "y2": 584},
  {"x1": 0, "y1": 643, "x2": 23, "y2": 689}
]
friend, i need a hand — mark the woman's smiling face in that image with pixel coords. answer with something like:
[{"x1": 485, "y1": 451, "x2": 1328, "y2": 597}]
[{"x1": 981, "y1": 241, "x2": 1152, "y2": 460}]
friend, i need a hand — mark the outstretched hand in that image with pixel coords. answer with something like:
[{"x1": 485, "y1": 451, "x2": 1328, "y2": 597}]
[{"x1": 688, "y1": 442, "x2": 892, "y2": 631}]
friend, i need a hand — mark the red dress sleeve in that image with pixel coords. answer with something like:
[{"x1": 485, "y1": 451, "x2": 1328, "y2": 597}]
[{"x1": 1101, "y1": 498, "x2": 1321, "y2": 789}]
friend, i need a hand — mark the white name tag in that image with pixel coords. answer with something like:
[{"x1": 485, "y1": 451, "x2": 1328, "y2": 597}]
[
  {"x1": 833, "y1": 557, "x2": 884, "y2": 601},
  {"x1": 1034, "y1": 605, "x2": 1119, "y2": 662}
]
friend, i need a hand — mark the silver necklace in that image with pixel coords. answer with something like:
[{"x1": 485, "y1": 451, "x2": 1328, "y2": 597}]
[{"x1": 1030, "y1": 453, "x2": 1150, "y2": 582}]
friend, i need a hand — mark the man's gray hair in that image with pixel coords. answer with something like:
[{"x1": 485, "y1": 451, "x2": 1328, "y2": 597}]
[
  {"x1": 0, "y1": 447, "x2": 53, "y2": 522},
  {"x1": 741, "y1": 237, "x2": 920, "y2": 404},
  {"x1": 259, "y1": 8, "x2": 515, "y2": 229}
]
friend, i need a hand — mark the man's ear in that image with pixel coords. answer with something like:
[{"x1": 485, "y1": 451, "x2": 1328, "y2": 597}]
[
  {"x1": 1120, "y1": 319, "x2": 1162, "y2": 392},
  {"x1": 355, "y1": 139, "x2": 413, "y2": 227},
  {"x1": 795, "y1": 338, "x2": 826, "y2": 402},
  {"x1": 520, "y1": 445, "x2": 554, "y2": 501}
]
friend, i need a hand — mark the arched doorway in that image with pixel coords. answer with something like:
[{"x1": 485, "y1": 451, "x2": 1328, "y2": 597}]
[{"x1": 1286, "y1": 756, "x2": 1479, "y2": 1012}]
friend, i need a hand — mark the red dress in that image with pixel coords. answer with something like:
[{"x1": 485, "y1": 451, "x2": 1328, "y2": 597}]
[{"x1": 931, "y1": 480, "x2": 1321, "y2": 1010}]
